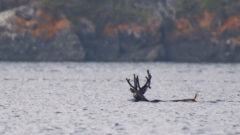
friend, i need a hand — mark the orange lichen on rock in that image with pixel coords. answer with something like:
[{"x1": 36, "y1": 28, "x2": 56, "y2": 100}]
[
  {"x1": 220, "y1": 15, "x2": 240, "y2": 33},
  {"x1": 104, "y1": 24, "x2": 146, "y2": 38},
  {"x1": 146, "y1": 19, "x2": 161, "y2": 37},
  {"x1": 228, "y1": 37, "x2": 240, "y2": 46},
  {"x1": 55, "y1": 19, "x2": 70, "y2": 31},
  {"x1": 197, "y1": 11, "x2": 215, "y2": 29},
  {"x1": 103, "y1": 24, "x2": 116, "y2": 37},
  {"x1": 14, "y1": 16, "x2": 37, "y2": 31},
  {"x1": 173, "y1": 18, "x2": 194, "y2": 39},
  {"x1": 14, "y1": 10, "x2": 70, "y2": 39},
  {"x1": 103, "y1": 20, "x2": 162, "y2": 38},
  {"x1": 33, "y1": 18, "x2": 70, "y2": 39},
  {"x1": 78, "y1": 18, "x2": 96, "y2": 33},
  {"x1": 36, "y1": 10, "x2": 53, "y2": 24},
  {"x1": 172, "y1": 12, "x2": 217, "y2": 40},
  {"x1": 211, "y1": 31, "x2": 218, "y2": 37}
]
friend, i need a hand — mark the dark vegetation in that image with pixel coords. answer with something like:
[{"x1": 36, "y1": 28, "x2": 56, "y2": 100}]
[
  {"x1": 0, "y1": 0, "x2": 29, "y2": 12},
  {"x1": 2, "y1": 0, "x2": 240, "y2": 22},
  {"x1": 39, "y1": 0, "x2": 150, "y2": 24},
  {"x1": 177, "y1": 0, "x2": 240, "y2": 18},
  {"x1": 37, "y1": 0, "x2": 240, "y2": 21}
]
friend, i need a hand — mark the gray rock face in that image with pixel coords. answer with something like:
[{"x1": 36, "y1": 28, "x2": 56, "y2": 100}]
[
  {"x1": 1, "y1": 1, "x2": 240, "y2": 62},
  {"x1": 0, "y1": 32, "x2": 85, "y2": 61},
  {"x1": 0, "y1": 5, "x2": 85, "y2": 61}
]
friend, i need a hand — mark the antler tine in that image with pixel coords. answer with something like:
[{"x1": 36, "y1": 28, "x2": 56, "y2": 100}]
[
  {"x1": 147, "y1": 69, "x2": 150, "y2": 75},
  {"x1": 147, "y1": 70, "x2": 152, "y2": 89},
  {"x1": 134, "y1": 74, "x2": 137, "y2": 88},
  {"x1": 136, "y1": 76, "x2": 141, "y2": 90},
  {"x1": 147, "y1": 76, "x2": 151, "y2": 89},
  {"x1": 147, "y1": 69, "x2": 152, "y2": 80},
  {"x1": 126, "y1": 78, "x2": 135, "y2": 90},
  {"x1": 138, "y1": 70, "x2": 152, "y2": 94},
  {"x1": 141, "y1": 78, "x2": 150, "y2": 90}
]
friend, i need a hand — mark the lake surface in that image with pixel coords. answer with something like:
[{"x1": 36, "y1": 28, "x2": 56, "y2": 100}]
[{"x1": 0, "y1": 62, "x2": 239, "y2": 135}]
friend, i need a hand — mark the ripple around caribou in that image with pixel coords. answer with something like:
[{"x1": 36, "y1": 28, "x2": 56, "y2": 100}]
[{"x1": 0, "y1": 62, "x2": 240, "y2": 135}]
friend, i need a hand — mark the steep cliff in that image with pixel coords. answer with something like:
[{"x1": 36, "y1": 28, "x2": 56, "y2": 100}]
[
  {"x1": 0, "y1": 4, "x2": 85, "y2": 61},
  {"x1": 167, "y1": 0, "x2": 240, "y2": 62},
  {"x1": 1, "y1": 0, "x2": 240, "y2": 62}
]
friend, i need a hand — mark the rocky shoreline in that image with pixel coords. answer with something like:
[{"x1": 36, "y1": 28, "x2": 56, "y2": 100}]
[{"x1": 1, "y1": 0, "x2": 240, "y2": 62}]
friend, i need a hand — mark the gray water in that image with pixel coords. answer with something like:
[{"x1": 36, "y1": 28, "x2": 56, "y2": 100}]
[{"x1": 0, "y1": 62, "x2": 239, "y2": 135}]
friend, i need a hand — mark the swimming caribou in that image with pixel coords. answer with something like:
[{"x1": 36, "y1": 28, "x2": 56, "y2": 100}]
[{"x1": 126, "y1": 70, "x2": 199, "y2": 103}]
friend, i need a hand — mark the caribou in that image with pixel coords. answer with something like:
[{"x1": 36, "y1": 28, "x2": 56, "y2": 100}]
[{"x1": 126, "y1": 70, "x2": 199, "y2": 103}]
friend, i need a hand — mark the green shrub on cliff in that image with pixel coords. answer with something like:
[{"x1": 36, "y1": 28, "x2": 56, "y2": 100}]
[
  {"x1": 109, "y1": 3, "x2": 149, "y2": 23},
  {"x1": 0, "y1": 1, "x2": 5, "y2": 11},
  {"x1": 177, "y1": 0, "x2": 240, "y2": 18},
  {"x1": 39, "y1": 0, "x2": 149, "y2": 24},
  {"x1": 0, "y1": 0, "x2": 30, "y2": 12}
]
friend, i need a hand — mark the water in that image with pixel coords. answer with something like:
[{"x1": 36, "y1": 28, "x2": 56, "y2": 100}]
[{"x1": 0, "y1": 62, "x2": 239, "y2": 135}]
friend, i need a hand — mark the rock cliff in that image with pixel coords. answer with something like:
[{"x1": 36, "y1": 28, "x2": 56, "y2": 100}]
[
  {"x1": 0, "y1": 4, "x2": 85, "y2": 61},
  {"x1": 1, "y1": 0, "x2": 240, "y2": 62}
]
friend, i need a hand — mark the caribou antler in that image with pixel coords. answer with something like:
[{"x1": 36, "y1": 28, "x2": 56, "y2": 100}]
[
  {"x1": 126, "y1": 70, "x2": 152, "y2": 101},
  {"x1": 126, "y1": 70, "x2": 199, "y2": 103},
  {"x1": 140, "y1": 70, "x2": 151, "y2": 94}
]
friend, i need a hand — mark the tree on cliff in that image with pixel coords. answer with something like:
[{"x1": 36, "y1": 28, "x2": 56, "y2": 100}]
[
  {"x1": 0, "y1": 0, "x2": 30, "y2": 12},
  {"x1": 177, "y1": 0, "x2": 240, "y2": 18},
  {"x1": 39, "y1": 0, "x2": 149, "y2": 24}
]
